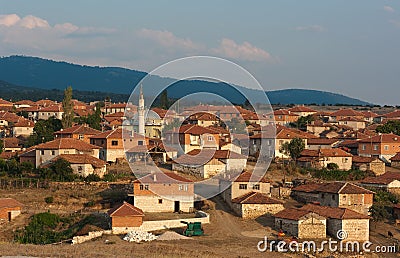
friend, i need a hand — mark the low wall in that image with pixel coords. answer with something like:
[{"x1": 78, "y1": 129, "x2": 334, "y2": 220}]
[
  {"x1": 72, "y1": 230, "x2": 112, "y2": 245},
  {"x1": 112, "y1": 211, "x2": 210, "y2": 234}
]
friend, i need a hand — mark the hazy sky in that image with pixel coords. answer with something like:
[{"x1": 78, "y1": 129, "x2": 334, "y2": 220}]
[{"x1": 0, "y1": 1, "x2": 399, "y2": 105}]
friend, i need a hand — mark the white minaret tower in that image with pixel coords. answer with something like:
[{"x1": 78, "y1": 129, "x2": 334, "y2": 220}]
[{"x1": 138, "y1": 84, "x2": 145, "y2": 136}]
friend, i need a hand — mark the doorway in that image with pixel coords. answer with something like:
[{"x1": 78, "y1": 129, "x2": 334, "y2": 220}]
[{"x1": 174, "y1": 201, "x2": 180, "y2": 213}]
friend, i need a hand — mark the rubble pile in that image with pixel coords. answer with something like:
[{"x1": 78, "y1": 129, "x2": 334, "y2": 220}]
[
  {"x1": 123, "y1": 231, "x2": 157, "y2": 243},
  {"x1": 157, "y1": 231, "x2": 192, "y2": 241}
]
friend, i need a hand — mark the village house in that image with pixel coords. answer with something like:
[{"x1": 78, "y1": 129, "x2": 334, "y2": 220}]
[
  {"x1": 54, "y1": 124, "x2": 101, "y2": 144},
  {"x1": 337, "y1": 117, "x2": 366, "y2": 130},
  {"x1": 220, "y1": 171, "x2": 271, "y2": 206},
  {"x1": 306, "y1": 121, "x2": 332, "y2": 137},
  {"x1": 90, "y1": 128, "x2": 133, "y2": 163},
  {"x1": 47, "y1": 154, "x2": 107, "y2": 178},
  {"x1": 306, "y1": 138, "x2": 341, "y2": 150},
  {"x1": 300, "y1": 204, "x2": 370, "y2": 241},
  {"x1": 23, "y1": 105, "x2": 41, "y2": 121},
  {"x1": 0, "y1": 98, "x2": 13, "y2": 112},
  {"x1": 12, "y1": 117, "x2": 34, "y2": 137},
  {"x1": 172, "y1": 149, "x2": 247, "y2": 178},
  {"x1": 0, "y1": 111, "x2": 20, "y2": 128},
  {"x1": 108, "y1": 202, "x2": 144, "y2": 233},
  {"x1": 360, "y1": 172, "x2": 400, "y2": 195},
  {"x1": 287, "y1": 106, "x2": 317, "y2": 117},
  {"x1": 0, "y1": 198, "x2": 23, "y2": 222},
  {"x1": 297, "y1": 149, "x2": 353, "y2": 170},
  {"x1": 185, "y1": 112, "x2": 220, "y2": 127},
  {"x1": 352, "y1": 155, "x2": 385, "y2": 175},
  {"x1": 164, "y1": 124, "x2": 223, "y2": 155},
  {"x1": 37, "y1": 105, "x2": 64, "y2": 120},
  {"x1": 274, "y1": 208, "x2": 327, "y2": 239},
  {"x1": 14, "y1": 100, "x2": 35, "y2": 109},
  {"x1": 132, "y1": 172, "x2": 194, "y2": 213},
  {"x1": 1, "y1": 137, "x2": 22, "y2": 152},
  {"x1": 291, "y1": 182, "x2": 374, "y2": 215},
  {"x1": 358, "y1": 133, "x2": 400, "y2": 163},
  {"x1": 375, "y1": 110, "x2": 400, "y2": 123},
  {"x1": 390, "y1": 152, "x2": 400, "y2": 168},
  {"x1": 329, "y1": 109, "x2": 365, "y2": 122},
  {"x1": 361, "y1": 111, "x2": 378, "y2": 124},
  {"x1": 231, "y1": 192, "x2": 284, "y2": 219},
  {"x1": 272, "y1": 109, "x2": 299, "y2": 126},
  {"x1": 29, "y1": 138, "x2": 100, "y2": 167}
]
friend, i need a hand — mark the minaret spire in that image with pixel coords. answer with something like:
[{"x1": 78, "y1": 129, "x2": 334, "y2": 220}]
[{"x1": 138, "y1": 84, "x2": 145, "y2": 136}]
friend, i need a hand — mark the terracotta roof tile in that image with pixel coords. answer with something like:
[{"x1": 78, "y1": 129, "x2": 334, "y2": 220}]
[
  {"x1": 232, "y1": 192, "x2": 283, "y2": 205},
  {"x1": 293, "y1": 182, "x2": 373, "y2": 194},
  {"x1": 34, "y1": 138, "x2": 100, "y2": 151},
  {"x1": 300, "y1": 204, "x2": 369, "y2": 219},
  {"x1": 52, "y1": 154, "x2": 106, "y2": 168},
  {"x1": 54, "y1": 124, "x2": 101, "y2": 136},
  {"x1": 274, "y1": 208, "x2": 316, "y2": 220},
  {"x1": 0, "y1": 198, "x2": 23, "y2": 209},
  {"x1": 288, "y1": 106, "x2": 317, "y2": 113},
  {"x1": 108, "y1": 202, "x2": 144, "y2": 217},
  {"x1": 358, "y1": 133, "x2": 400, "y2": 143}
]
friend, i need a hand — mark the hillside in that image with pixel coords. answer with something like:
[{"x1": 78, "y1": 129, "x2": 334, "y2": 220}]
[{"x1": 0, "y1": 56, "x2": 371, "y2": 105}]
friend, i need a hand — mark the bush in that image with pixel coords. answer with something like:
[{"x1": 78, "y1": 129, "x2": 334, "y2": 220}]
[
  {"x1": 44, "y1": 196, "x2": 54, "y2": 204},
  {"x1": 327, "y1": 163, "x2": 339, "y2": 170},
  {"x1": 84, "y1": 174, "x2": 101, "y2": 182}
]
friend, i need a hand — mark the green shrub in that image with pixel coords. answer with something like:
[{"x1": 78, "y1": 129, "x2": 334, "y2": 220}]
[
  {"x1": 327, "y1": 163, "x2": 339, "y2": 170},
  {"x1": 44, "y1": 196, "x2": 54, "y2": 204}
]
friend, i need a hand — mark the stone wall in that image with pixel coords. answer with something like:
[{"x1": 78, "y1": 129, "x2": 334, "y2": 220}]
[
  {"x1": 112, "y1": 211, "x2": 210, "y2": 234},
  {"x1": 134, "y1": 195, "x2": 194, "y2": 213},
  {"x1": 327, "y1": 218, "x2": 369, "y2": 241},
  {"x1": 233, "y1": 203, "x2": 284, "y2": 219},
  {"x1": 72, "y1": 230, "x2": 112, "y2": 245}
]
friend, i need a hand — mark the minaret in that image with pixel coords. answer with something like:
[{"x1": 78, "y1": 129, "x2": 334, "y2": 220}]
[{"x1": 138, "y1": 84, "x2": 145, "y2": 136}]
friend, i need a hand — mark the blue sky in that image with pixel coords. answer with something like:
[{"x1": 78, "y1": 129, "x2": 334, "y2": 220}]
[{"x1": 0, "y1": 1, "x2": 399, "y2": 105}]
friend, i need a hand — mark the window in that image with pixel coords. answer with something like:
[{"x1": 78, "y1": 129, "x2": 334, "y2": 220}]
[
  {"x1": 158, "y1": 199, "x2": 163, "y2": 204},
  {"x1": 208, "y1": 136, "x2": 213, "y2": 141},
  {"x1": 78, "y1": 134, "x2": 84, "y2": 140},
  {"x1": 111, "y1": 140, "x2": 118, "y2": 146},
  {"x1": 138, "y1": 141, "x2": 143, "y2": 146},
  {"x1": 40, "y1": 150, "x2": 45, "y2": 155},
  {"x1": 332, "y1": 195, "x2": 335, "y2": 200},
  {"x1": 342, "y1": 195, "x2": 347, "y2": 201},
  {"x1": 362, "y1": 144, "x2": 366, "y2": 151},
  {"x1": 78, "y1": 166, "x2": 83, "y2": 172},
  {"x1": 373, "y1": 145, "x2": 378, "y2": 151},
  {"x1": 321, "y1": 193, "x2": 325, "y2": 199},
  {"x1": 64, "y1": 151, "x2": 69, "y2": 154},
  {"x1": 140, "y1": 184, "x2": 144, "y2": 190},
  {"x1": 51, "y1": 150, "x2": 55, "y2": 155},
  {"x1": 239, "y1": 184, "x2": 247, "y2": 190},
  {"x1": 179, "y1": 184, "x2": 189, "y2": 191},
  {"x1": 253, "y1": 184, "x2": 260, "y2": 190},
  {"x1": 144, "y1": 185, "x2": 149, "y2": 190},
  {"x1": 384, "y1": 145, "x2": 389, "y2": 151}
]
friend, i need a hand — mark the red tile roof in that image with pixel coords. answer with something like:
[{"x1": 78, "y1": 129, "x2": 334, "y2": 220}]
[
  {"x1": 330, "y1": 109, "x2": 364, "y2": 117},
  {"x1": 0, "y1": 198, "x2": 23, "y2": 209},
  {"x1": 133, "y1": 172, "x2": 193, "y2": 184},
  {"x1": 90, "y1": 128, "x2": 126, "y2": 139},
  {"x1": 232, "y1": 192, "x2": 283, "y2": 205},
  {"x1": 300, "y1": 148, "x2": 352, "y2": 158},
  {"x1": 54, "y1": 124, "x2": 101, "y2": 136},
  {"x1": 358, "y1": 133, "x2": 400, "y2": 143},
  {"x1": 307, "y1": 138, "x2": 340, "y2": 145},
  {"x1": 52, "y1": 154, "x2": 106, "y2": 168},
  {"x1": 34, "y1": 138, "x2": 100, "y2": 151},
  {"x1": 108, "y1": 202, "x2": 144, "y2": 217},
  {"x1": 14, "y1": 117, "x2": 34, "y2": 127},
  {"x1": 292, "y1": 182, "x2": 373, "y2": 194},
  {"x1": 233, "y1": 171, "x2": 271, "y2": 183},
  {"x1": 288, "y1": 106, "x2": 317, "y2": 113},
  {"x1": 391, "y1": 152, "x2": 400, "y2": 162},
  {"x1": 39, "y1": 105, "x2": 63, "y2": 112},
  {"x1": 383, "y1": 110, "x2": 400, "y2": 119},
  {"x1": 174, "y1": 149, "x2": 246, "y2": 166},
  {"x1": 274, "y1": 208, "x2": 317, "y2": 220},
  {"x1": 0, "y1": 98, "x2": 13, "y2": 106},
  {"x1": 300, "y1": 204, "x2": 369, "y2": 219},
  {"x1": 361, "y1": 172, "x2": 400, "y2": 185},
  {"x1": 352, "y1": 156, "x2": 379, "y2": 163}
]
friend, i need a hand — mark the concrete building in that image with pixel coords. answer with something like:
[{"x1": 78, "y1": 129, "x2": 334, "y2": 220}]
[
  {"x1": 47, "y1": 154, "x2": 107, "y2": 178},
  {"x1": 37, "y1": 105, "x2": 63, "y2": 120},
  {"x1": 297, "y1": 149, "x2": 353, "y2": 170},
  {"x1": 132, "y1": 172, "x2": 194, "y2": 213},
  {"x1": 90, "y1": 128, "x2": 131, "y2": 163},
  {"x1": 12, "y1": 118, "x2": 34, "y2": 137},
  {"x1": 358, "y1": 133, "x2": 400, "y2": 163}
]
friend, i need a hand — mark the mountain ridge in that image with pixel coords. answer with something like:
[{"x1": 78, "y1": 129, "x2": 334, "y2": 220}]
[{"x1": 0, "y1": 55, "x2": 371, "y2": 106}]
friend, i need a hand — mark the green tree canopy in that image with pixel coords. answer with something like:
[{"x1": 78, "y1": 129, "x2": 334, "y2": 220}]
[
  {"x1": 376, "y1": 120, "x2": 400, "y2": 135},
  {"x1": 279, "y1": 137, "x2": 305, "y2": 160},
  {"x1": 27, "y1": 117, "x2": 62, "y2": 147}
]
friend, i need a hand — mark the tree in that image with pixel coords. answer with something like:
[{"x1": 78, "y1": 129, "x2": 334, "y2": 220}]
[
  {"x1": 61, "y1": 86, "x2": 74, "y2": 129},
  {"x1": 289, "y1": 115, "x2": 314, "y2": 130},
  {"x1": 280, "y1": 137, "x2": 305, "y2": 160},
  {"x1": 376, "y1": 120, "x2": 400, "y2": 135},
  {"x1": 27, "y1": 117, "x2": 62, "y2": 147},
  {"x1": 160, "y1": 90, "x2": 169, "y2": 109},
  {"x1": 38, "y1": 158, "x2": 76, "y2": 182}
]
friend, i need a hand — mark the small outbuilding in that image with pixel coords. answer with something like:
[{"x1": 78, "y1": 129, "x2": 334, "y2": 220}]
[
  {"x1": 231, "y1": 192, "x2": 284, "y2": 219},
  {"x1": 108, "y1": 202, "x2": 144, "y2": 234},
  {"x1": 0, "y1": 198, "x2": 23, "y2": 222}
]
